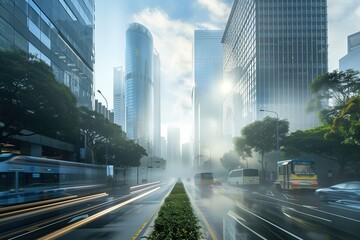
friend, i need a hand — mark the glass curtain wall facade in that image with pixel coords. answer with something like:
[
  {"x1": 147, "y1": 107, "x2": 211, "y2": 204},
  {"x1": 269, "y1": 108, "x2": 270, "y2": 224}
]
[
  {"x1": 125, "y1": 23, "x2": 154, "y2": 148},
  {"x1": 153, "y1": 50, "x2": 161, "y2": 157},
  {"x1": 339, "y1": 31, "x2": 360, "y2": 71},
  {"x1": 0, "y1": 0, "x2": 95, "y2": 108},
  {"x1": 222, "y1": 0, "x2": 328, "y2": 133},
  {"x1": 113, "y1": 66, "x2": 126, "y2": 129},
  {"x1": 193, "y1": 30, "x2": 224, "y2": 168}
]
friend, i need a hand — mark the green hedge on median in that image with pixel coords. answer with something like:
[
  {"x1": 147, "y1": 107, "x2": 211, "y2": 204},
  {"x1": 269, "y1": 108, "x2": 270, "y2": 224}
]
[{"x1": 147, "y1": 181, "x2": 201, "y2": 240}]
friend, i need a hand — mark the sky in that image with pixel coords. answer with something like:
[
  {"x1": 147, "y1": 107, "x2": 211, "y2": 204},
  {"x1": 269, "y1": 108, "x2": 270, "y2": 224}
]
[{"x1": 94, "y1": 0, "x2": 360, "y2": 143}]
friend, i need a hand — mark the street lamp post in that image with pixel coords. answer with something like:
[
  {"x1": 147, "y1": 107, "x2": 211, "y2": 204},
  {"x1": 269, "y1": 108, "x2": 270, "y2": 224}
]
[
  {"x1": 97, "y1": 90, "x2": 109, "y2": 182},
  {"x1": 260, "y1": 109, "x2": 279, "y2": 164}
]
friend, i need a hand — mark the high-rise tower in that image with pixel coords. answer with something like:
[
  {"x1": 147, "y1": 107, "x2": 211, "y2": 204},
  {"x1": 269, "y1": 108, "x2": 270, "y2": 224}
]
[
  {"x1": 125, "y1": 23, "x2": 154, "y2": 148},
  {"x1": 153, "y1": 50, "x2": 161, "y2": 156},
  {"x1": 113, "y1": 66, "x2": 126, "y2": 129},
  {"x1": 340, "y1": 31, "x2": 360, "y2": 71},
  {"x1": 222, "y1": 0, "x2": 328, "y2": 134},
  {"x1": 193, "y1": 30, "x2": 224, "y2": 167}
]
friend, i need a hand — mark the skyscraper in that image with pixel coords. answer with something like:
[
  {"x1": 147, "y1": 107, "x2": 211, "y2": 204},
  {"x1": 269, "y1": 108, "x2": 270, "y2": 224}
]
[
  {"x1": 339, "y1": 31, "x2": 360, "y2": 71},
  {"x1": 222, "y1": 0, "x2": 328, "y2": 134},
  {"x1": 113, "y1": 66, "x2": 126, "y2": 129},
  {"x1": 193, "y1": 30, "x2": 224, "y2": 167},
  {"x1": 167, "y1": 126, "x2": 180, "y2": 167},
  {"x1": 125, "y1": 23, "x2": 154, "y2": 148},
  {"x1": 0, "y1": 0, "x2": 95, "y2": 108},
  {"x1": 153, "y1": 50, "x2": 161, "y2": 157}
]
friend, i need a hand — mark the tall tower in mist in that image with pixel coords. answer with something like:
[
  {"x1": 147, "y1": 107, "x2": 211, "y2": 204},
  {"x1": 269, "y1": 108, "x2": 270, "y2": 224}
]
[
  {"x1": 193, "y1": 30, "x2": 224, "y2": 168},
  {"x1": 222, "y1": 0, "x2": 328, "y2": 134},
  {"x1": 125, "y1": 23, "x2": 154, "y2": 149},
  {"x1": 153, "y1": 50, "x2": 161, "y2": 157},
  {"x1": 167, "y1": 126, "x2": 181, "y2": 167},
  {"x1": 113, "y1": 67, "x2": 125, "y2": 129}
]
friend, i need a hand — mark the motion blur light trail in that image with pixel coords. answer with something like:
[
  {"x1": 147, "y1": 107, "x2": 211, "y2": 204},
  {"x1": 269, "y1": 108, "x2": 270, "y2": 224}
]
[{"x1": 38, "y1": 187, "x2": 160, "y2": 240}]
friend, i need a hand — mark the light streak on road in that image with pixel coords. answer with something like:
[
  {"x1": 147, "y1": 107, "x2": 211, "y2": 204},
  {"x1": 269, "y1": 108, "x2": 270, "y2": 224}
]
[{"x1": 38, "y1": 187, "x2": 160, "y2": 240}]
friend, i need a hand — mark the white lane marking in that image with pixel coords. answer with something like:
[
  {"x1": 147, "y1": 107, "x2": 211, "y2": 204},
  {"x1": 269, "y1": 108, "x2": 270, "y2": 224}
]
[
  {"x1": 254, "y1": 192, "x2": 360, "y2": 223},
  {"x1": 68, "y1": 214, "x2": 89, "y2": 224},
  {"x1": 235, "y1": 202, "x2": 304, "y2": 240},
  {"x1": 227, "y1": 210, "x2": 268, "y2": 240},
  {"x1": 283, "y1": 194, "x2": 296, "y2": 200},
  {"x1": 285, "y1": 207, "x2": 332, "y2": 222},
  {"x1": 302, "y1": 205, "x2": 317, "y2": 209},
  {"x1": 266, "y1": 190, "x2": 274, "y2": 196}
]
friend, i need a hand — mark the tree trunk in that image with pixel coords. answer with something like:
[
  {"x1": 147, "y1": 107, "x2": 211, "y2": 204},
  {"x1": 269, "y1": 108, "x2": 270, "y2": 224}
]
[{"x1": 261, "y1": 152, "x2": 265, "y2": 182}]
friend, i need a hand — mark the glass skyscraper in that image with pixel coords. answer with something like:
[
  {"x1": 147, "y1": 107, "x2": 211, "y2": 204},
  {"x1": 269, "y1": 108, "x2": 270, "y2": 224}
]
[
  {"x1": 339, "y1": 31, "x2": 360, "y2": 71},
  {"x1": 193, "y1": 30, "x2": 224, "y2": 167},
  {"x1": 153, "y1": 50, "x2": 161, "y2": 157},
  {"x1": 222, "y1": 0, "x2": 328, "y2": 134},
  {"x1": 0, "y1": 0, "x2": 95, "y2": 108},
  {"x1": 113, "y1": 66, "x2": 125, "y2": 129},
  {"x1": 125, "y1": 23, "x2": 153, "y2": 146}
]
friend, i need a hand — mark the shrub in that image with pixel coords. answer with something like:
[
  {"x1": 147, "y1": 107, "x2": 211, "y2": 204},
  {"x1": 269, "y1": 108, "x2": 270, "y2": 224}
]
[{"x1": 147, "y1": 182, "x2": 201, "y2": 240}]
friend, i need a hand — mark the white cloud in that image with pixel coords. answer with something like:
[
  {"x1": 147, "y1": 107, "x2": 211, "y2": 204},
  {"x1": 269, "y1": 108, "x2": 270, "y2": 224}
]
[
  {"x1": 130, "y1": 2, "x2": 230, "y2": 140},
  {"x1": 131, "y1": 8, "x2": 195, "y2": 133},
  {"x1": 197, "y1": 0, "x2": 231, "y2": 23}
]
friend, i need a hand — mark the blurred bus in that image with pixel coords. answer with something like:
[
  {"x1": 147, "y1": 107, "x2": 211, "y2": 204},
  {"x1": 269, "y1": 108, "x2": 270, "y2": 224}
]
[
  {"x1": 228, "y1": 168, "x2": 259, "y2": 186},
  {"x1": 276, "y1": 159, "x2": 318, "y2": 190},
  {"x1": 194, "y1": 172, "x2": 214, "y2": 185}
]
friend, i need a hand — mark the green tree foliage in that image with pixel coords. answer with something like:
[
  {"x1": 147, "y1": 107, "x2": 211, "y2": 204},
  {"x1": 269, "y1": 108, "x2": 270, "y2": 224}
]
[
  {"x1": 115, "y1": 139, "x2": 147, "y2": 182},
  {"x1": 240, "y1": 116, "x2": 289, "y2": 175},
  {"x1": 79, "y1": 106, "x2": 114, "y2": 163},
  {"x1": 328, "y1": 95, "x2": 360, "y2": 145},
  {"x1": 308, "y1": 69, "x2": 360, "y2": 124},
  {"x1": 233, "y1": 137, "x2": 252, "y2": 167},
  {"x1": 283, "y1": 125, "x2": 360, "y2": 173},
  {"x1": 0, "y1": 50, "x2": 78, "y2": 149},
  {"x1": 220, "y1": 150, "x2": 240, "y2": 171}
]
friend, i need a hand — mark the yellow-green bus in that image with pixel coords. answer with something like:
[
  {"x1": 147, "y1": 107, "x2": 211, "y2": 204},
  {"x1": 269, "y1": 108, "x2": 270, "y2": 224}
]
[
  {"x1": 276, "y1": 159, "x2": 318, "y2": 190},
  {"x1": 194, "y1": 172, "x2": 214, "y2": 186}
]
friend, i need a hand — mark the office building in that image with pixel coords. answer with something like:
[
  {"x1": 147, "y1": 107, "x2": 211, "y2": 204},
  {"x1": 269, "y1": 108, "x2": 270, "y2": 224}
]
[
  {"x1": 125, "y1": 23, "x2": 154, "y2": 148},
  {"x1": 95, "y1": 99, "x2": 113, "y2": 122},
  {"x1": 0, "y1": 0, "x2": 95, "y2": 108},
  {"x1": 182, "y1": 143, "x2": 191, "y2": 169},
  {"x1": 339, "y1": 31, "x2": 360, "y2": 71},
  {"x1": 153, "y1": 50, "x2": 161, "y2": 156},
  {"x1": 222, "y1": 0, "x2": 328, "y2": 134},
  {"x1": 167, "y1": 126, "x2": 180, "y2": 167},
  {"x1": 113, "y1": 66, "x2": 126, "y2": 129},
  {"x1": 193, "y1": 30, "x2": 224, "y2": 167},
  {"x1": 0, "y1": 0, "x2": 94, "y2": 158}
]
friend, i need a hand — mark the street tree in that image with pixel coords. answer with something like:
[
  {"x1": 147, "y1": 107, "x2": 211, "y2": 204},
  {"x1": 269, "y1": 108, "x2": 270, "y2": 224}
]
[
  {"x1": 308, "y1": 69, "x2": 360, "y2": 124},
  {"x1": 328, "y1": 95, "x2": 360, "y2": 145},
  {"x1": 79, "y1": 106, "x2": 114, "y2": 163},
  {"x1": 0, "y1": 50, "x2": 78, "y2": 151},
  {"x1": 283, "y1": 125, "x2": 360, "y2": 174},
  {"x1": 220, "y1": 150, "x2": 240, "y2": 171},
  {"x1": 240, "y1": 116, "x2": 289, "y2": 176},
  {"x1": 116, "y1": 139, "x2": 147, "y2": 183},
  {"x1": 233, "y1": 137, "x2": 252, "y2": 167}
]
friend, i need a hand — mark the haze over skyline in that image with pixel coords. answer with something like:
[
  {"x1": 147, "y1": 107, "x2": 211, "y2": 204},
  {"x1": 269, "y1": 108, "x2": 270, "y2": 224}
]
[{"x1": 95, "y1": 0, "x2": 360, "y2": 142}]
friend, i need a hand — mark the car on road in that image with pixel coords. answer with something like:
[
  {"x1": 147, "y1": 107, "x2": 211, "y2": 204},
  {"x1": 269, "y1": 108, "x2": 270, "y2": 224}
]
[{"x1": 315, "y1": 181, "x2": 360, "y2": 202}]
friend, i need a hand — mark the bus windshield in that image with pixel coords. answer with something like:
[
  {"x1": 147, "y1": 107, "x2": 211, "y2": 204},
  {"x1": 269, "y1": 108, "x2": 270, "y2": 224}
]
[
  {"x1": 293, "y1": 163, "x2": 316, "y2": 175},
  {"x1": 201, "y1": 173, "x2": 213, "y2": 179}
]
